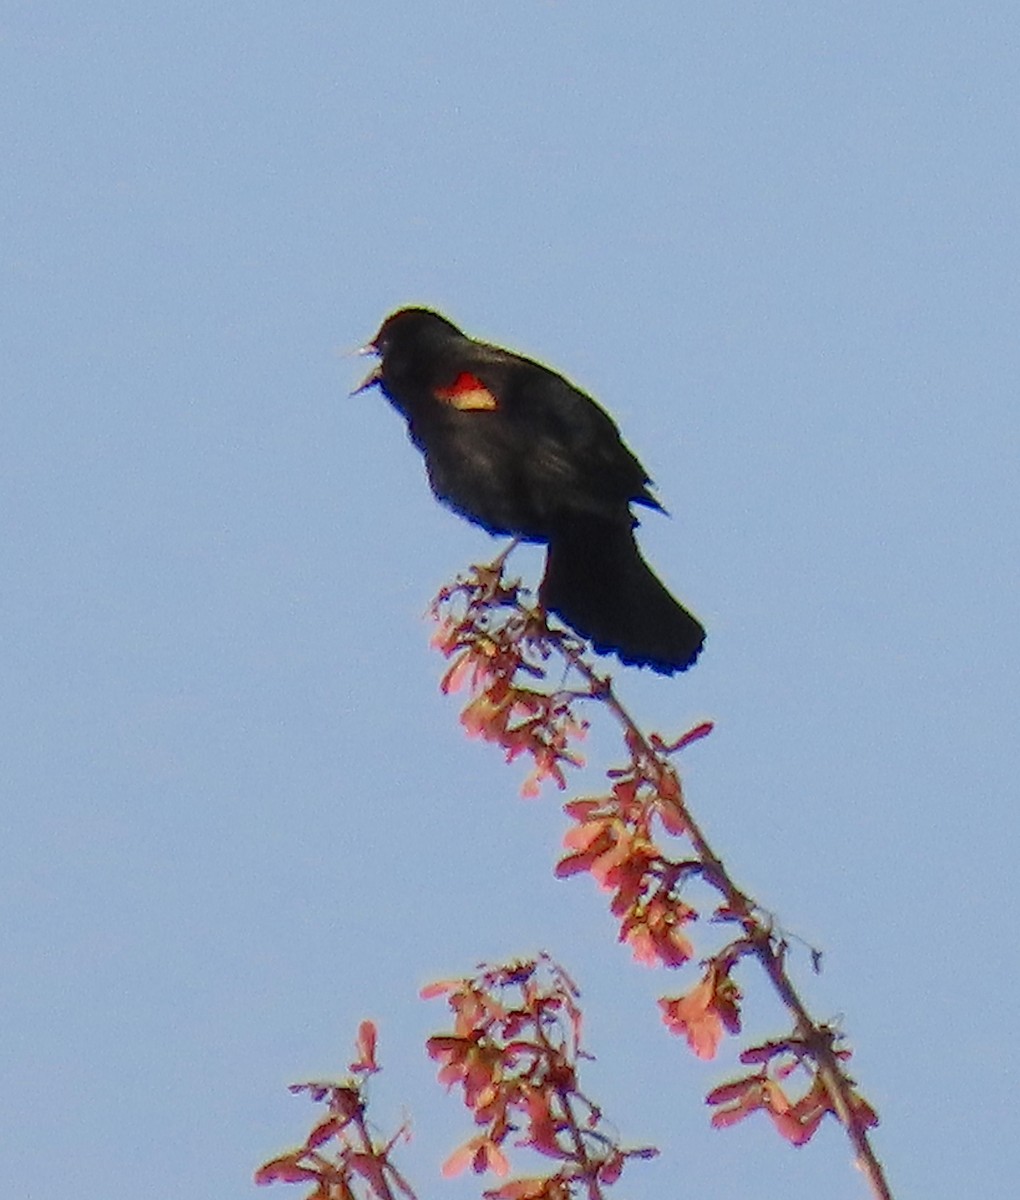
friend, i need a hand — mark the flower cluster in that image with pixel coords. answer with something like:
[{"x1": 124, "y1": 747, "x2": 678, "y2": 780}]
[
  {"x1": 255, "y1": 1023, "x2": 415, "y2": 1200},
  {"x1": 424, "y1": 956, "x2": 658, "y2": 1199},
  {"x1": 707, "y1": 1036, "x2": 879, "y2": 1145},
  {"x1": 431, "y1": 569, "x2": 588, "y2": 796}
]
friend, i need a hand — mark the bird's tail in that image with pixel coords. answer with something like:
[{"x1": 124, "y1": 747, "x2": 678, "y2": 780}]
[{"x1": 540, "y1": 520, "x2": 705, "y2": 674}]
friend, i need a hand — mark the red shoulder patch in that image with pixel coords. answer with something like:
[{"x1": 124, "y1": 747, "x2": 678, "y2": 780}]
[{"x1": 434, "y1": 372, "x2": 498, "y2": 411}]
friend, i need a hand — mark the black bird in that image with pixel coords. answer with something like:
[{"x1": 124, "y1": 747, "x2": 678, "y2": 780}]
[{"x1": 355, "y1": 307, "x2": 705, "y2": 674}]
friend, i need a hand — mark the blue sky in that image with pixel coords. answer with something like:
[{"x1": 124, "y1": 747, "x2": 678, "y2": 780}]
[{"x1": 2, "y1": 3, "x2": 1017, "y2": 1198}]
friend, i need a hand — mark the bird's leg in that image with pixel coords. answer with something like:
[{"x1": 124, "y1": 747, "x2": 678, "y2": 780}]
[
  {"x1": 472, "y1": 537, "x2": 522, "y2": 604},
  {"x1": 485, "y1": 537, "x2": 521, "y2": 579}
]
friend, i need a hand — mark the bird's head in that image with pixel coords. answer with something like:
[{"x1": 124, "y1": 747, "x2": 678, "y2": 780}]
[{"x1": 351, "y1": 307, "x2": 464, "y2": 396}]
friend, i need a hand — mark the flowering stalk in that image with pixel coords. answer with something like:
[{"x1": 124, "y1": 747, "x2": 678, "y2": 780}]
[{"x1": 430, "y1": 560, "x2": 892, "y2": 1200}]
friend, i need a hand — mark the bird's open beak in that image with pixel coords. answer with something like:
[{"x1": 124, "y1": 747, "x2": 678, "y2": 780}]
[{"x1": 349, "y1": 342, "x2": 382, "y2": 396}]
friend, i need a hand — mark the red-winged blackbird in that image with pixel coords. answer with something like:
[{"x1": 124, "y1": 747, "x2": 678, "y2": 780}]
[{"x1": 355, "y1": 308, "x2": 705, "y2": 674}]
